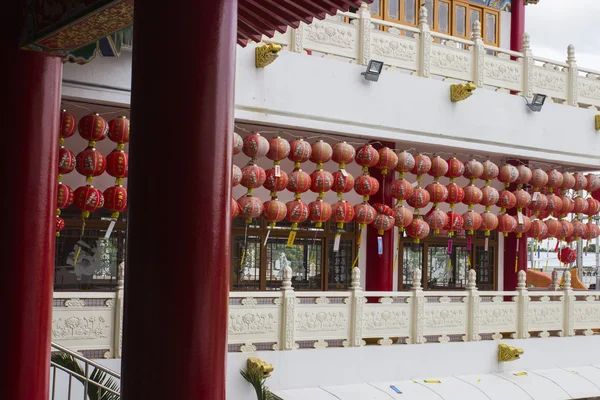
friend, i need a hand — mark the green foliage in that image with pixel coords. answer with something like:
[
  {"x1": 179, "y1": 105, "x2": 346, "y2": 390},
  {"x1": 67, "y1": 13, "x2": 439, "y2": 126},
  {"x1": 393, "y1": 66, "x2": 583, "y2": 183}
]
[
  {"x1": 51, "y1": 353, "x2": 120, "y2": 400},
  {"x1": 240, "y1": 363, "x2": 276, "y2": 400}
]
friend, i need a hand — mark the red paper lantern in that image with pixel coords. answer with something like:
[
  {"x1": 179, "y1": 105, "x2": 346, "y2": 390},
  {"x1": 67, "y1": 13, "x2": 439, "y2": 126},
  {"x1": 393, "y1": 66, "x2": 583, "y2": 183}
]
[
  {"x1": 354, "y1": 175, "x2": 379, "y2": 198},
  {"x1": 529, "y1": 193, "x2": 548, "y2": 213},
  {"x1": 573, "y1": 220, "x2": 587, "y2": 238},
  {"x1": 310, "y1": 140, "x2": 333, "y2": 166},
  {"x1": 243, "y1": 133, "x2": 270, "y2": 159},
  {"x1": 233, "y1": 132, "x2": 243, "y2": 155},
  {"x1": 587, "y1": 198, "x2": 600, "y2": 216},
  {"x1": 60, "y1": 110, "x2": 76, "y2": 138},
  {"x1": 558, "y1": 247, "x2": 576, "y2": 264},
  {"x1": 57, "y1": 183, "x2": 74, "y2": 209},
  {"x1": 428, "y1": 156, "x2": 448, "y2": 179},
  {"x1": 263, "y1": 199, "x2": 287, "y2": 227},
  {"x1": 426, "y1": 209, "x2": 449, "y2": 234},
  {"x1": 545, "y1": 218, "x2": 561, "y2": 238},
  {"x1": 373, "y1": 203, "x2": 394, "y2": 217},
  {"x1": 561, "y1": 172, "x2": 575, "y2": 192},
  {"x1": 445, "y1": 157, "x2": 465, "y2": 182},
  {"x1": 332, "y1": 142, "x2": 356, "y2": 167},
  {"x1": 445, "y1": 211, "x2": 464, "y2": 233},
  {"x1": 546, "y1": 193, "x2": 563, "y2": 215},
  {"x1": 56, "y1": 217, "x2": 65, "y2": 235},
  {"x1": 446, "y1": 183, "x2": 465, "y2": 207},
  {"x1": 498, "y1": 190, "x2": 517, "y2": 212},
  {"x1": 287, "y1": 170, "x2": 312, "y2": 195},
  {"x1": 241, "y1": 164, "x2": 266, "y2": 189},
  {"x1": 106, "y1": 150, "x2": 128, "y2": 179},
  {"x1": 514, "y1": 189, "x2": 531, "y2": 211},
  {"x1": 354, "y1": 203, "x2": 377, "y2": 228},
  {"x1": 538, "y1": 210, "x2": 551, "y2": 220},
  {"x1": 74, "y1": 186, "x2": 104, "y2": 218},
  {"x1": 480, "y1": 211, "x2": 498, "y2": 235},
  {"x1": 355, "y1": 144, "x2": 379, "y2": 169},
  {"x1": 331, "y1": 201, "x2": 355, "y2": 229},
  {"x1": 585, "y1": 223, "x2": 600, "y2": 240},
  {"x1": 391, "y1": 179, "x2": 414, "y2": 201},
  {"x1": 332, "y1": 171, "x2": 354, "y2": 194},
  {"x1": 530, "y1": 220, "x2": 548, "y2": 240},
  {"x1": 546, "y1": 169, "x2": 563, "y2": 192},
  {"x1": 462, "y1": 210, "x2": 482, "y2": 234},
  {"x1": 377, "y1": 147, "x2": 398, "y2": 175},
  {"x1": 593, "y1": 189, "x2": 600, "y2": 203},
  {"x1": 267, "y1": 136, "x2": 291, "y2": 162},
  {"x1": 407, "y1": 188, "x2": 431, "y2": 211},
  {"x1": 411, "y1": 154, "x2": 432, "y2": 177},
  {"x1": 264, "y1": 168, "x2": 289, "y2": 193},
  {"x1": 58, "y1": 147, "x2": 76, "y2": 175},
  {"x1": 464, "y1": 159, "x2": 484, "y2": 182},
  {"x1": 531, "y1": 168, "x2": 549, "y2": 190},
  {"x1": 78, "y1": 113, "x2": 108, "y2": 142},
  {"x1": 481, "y1": 160, "x2": 499, "y2": 182},
  {"x1": 232, "y1": 198, "x2": 240, "y2": 219},
  {"x1": 308, "y1": 199, "x2": 332, "y2": 228},
  {"x1": 559, "y1": 220, "x2": 574, "y2": 239},
  {"x1": 310, "y1": 170, "x2": 334, "y2": 196},
  {"x1": 108, "y1": 116, "x2": 130, "y2": 144},
  {"x1": 573, "y1": 173, "x2": 588, "y2": 191},
  {"x1": 516, "y1": 165, "x2": 532, "y2": 186},
  {"x1": 76, "y1": 147, "x2": 106, "y2": 180},
  {"x1": 288, "y1": 139, "x2": 312, "y2": 166},
  {"x1": 232, "y1": 165, "x2": 242, "y2": 187},
  {"x1": 498, "y1": 164, "x2": 519, "y2": 188},
  {"x1": 573, "y1": 197, "x2": 589, "y2": 215},
  {"x1": 559, "y1": 195, "x2": 574, "y2": 216},
  {"x1": 394, "y1": 206, "x2": 413, "y2": 231},
  {"x1": 497, "y1": 214, "x2": 517, "y2": 236},
  {"x1": 395, "y1": 151, "x2": 415, "y2": 175},
  {"x1": 515, "y1": 215, "x2": 532, "y2": 238},
  {"x1": 425, "y1": 182, "x2": 448, "y2": 205},
  {"x1": 373, "y1": 213, "x2": 395, "y2": 235},
  {"x1": 286, "y1": 200, "x2": 309, "y2": 228},
  {"x1": 238, "y1": 195, "x2": 264, "y2": 222},
  {"x1": 407, "y1": 218, "x2": 430, "y2": 243},
  {"x1": 103, "y1": 186, "x2": 127, "y2": 218},
  {"x1": 463, "y1": 185, "x2": 483, "y2": 209},
  {"x1": 587, "y1": 174, "x2": 600, "y2": 193},
  {"x1": 480, "y1": 186, "x2": 499, "y2": 208}
]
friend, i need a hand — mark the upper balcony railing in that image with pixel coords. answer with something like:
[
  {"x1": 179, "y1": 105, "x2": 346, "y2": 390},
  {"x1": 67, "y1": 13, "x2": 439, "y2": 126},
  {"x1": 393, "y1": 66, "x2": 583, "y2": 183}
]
[{"x1": 263, "y1": 4, "x2": 600, "y2": 110}]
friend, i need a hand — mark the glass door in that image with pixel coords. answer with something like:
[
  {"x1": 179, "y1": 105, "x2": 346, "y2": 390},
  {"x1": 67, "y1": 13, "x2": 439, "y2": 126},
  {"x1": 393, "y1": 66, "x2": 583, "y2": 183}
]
[{"x1": 427, "y1": 243, "x2": 469, "y2": 289}]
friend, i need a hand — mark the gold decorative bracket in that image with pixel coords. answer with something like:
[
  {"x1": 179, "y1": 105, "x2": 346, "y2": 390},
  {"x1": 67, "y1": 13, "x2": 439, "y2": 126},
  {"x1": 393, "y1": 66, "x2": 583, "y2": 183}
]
[
  {"x1": 450, "y1": 83, "x2": 477, "y2": 102},
  {"x1": 498, "y1": 344, "x2": 524, "y2": 362},
  {"x1": 255, "y1": 43, "x2": 283, "y2": 68},
  {"x1": 595, "y1": 115, "x2": 600, "y2": 130},
  {"x1": 247, "y1": 357, "x2": 274, "y2": 377}
]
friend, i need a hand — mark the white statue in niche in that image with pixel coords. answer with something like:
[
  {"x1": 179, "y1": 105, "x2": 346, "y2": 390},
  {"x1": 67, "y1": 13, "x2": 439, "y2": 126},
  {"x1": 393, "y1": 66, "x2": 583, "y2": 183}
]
[
  {"x1": 274, "y1": 252, "x2": 290, "y2": 279},
  {"x1": 66, "y1": 239, "x2": 114, "y2": 280}
]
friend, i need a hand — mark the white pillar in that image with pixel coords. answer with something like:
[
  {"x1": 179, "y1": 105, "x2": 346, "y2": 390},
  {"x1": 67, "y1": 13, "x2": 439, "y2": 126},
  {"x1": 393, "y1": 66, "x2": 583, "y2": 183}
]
[
  {"x1": 280, "y1": 265, "x2": 297, "y2": 350},
  {"x1": 411, "y1": 268, "x2": 426, "y2": 343},
  {"x1": 417, "y1": 7, "x2": 432, "y2": 78},
  {"x1": 349, "y1": 268, "x2": 366, "y2": 347},
  {"x1": 471, "y1": 20, "x2": 485, "y2": 88}
]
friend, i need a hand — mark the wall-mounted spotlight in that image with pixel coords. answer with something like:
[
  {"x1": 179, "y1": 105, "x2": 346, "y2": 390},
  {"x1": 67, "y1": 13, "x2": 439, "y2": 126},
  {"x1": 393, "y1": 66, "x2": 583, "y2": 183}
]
[
  {"x1": 450, "y1": 83, "x2": 476, "y2": 102},
  {"x1": 361, "y1": 60, "x2": 384, "y2": 82},
  {"x1": 525, "y1": 93, "x2": 546, "y2": 112},
  {"x1": 255, "y1": 43, "x2": 282, "y2": 68}
]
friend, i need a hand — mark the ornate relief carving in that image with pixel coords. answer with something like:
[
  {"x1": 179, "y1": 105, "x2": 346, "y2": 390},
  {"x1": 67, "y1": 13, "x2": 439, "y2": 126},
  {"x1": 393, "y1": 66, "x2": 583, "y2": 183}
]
[
  {"x1": 424, "y1": 308, "x2": 465, "y2": 328},
  {"x1": 353, "y1": 296, "x2": 365, "y2": 346},
  {"x1": 491, "y1": 332, "x2": 503, "y2": 340},
  {"x1": 573, "y1": 305, "x2": 600, "y2": 323},
  {"x1": 484, "y1": 61, "x2": 520, "y2": 83},
  {"x1": 228, "y1": 313, "x2": 276, "y2": 335},
  {"x1": 371, "y1": 37, "x2": 416, "y2": 62},
  {"x1": 528, "y1": 306, "x2": 561, "y2": 325},
  {"x1": 480, "y1": 308, "x2": 516, "y2": 326},
  {"x1": 240, "y1": 343, "x2": 257, "y2": 353},
  {"x1": 284, "y1": 296, "x2": 296, "y2": 350},
  {"x1": 532, "y1": 70, "x2": 566, "y2": 92},
  {"x1": 430, "y1": 48, "x2": 470, "y2": 73},
  {"x1": 578, "y1": 81, "x2": 600, "y2": 100},
  {"x1": 241, "y1": 297, "x2": 258, "y2": 306},
  {"x1": 104, "y1": 299, "x2": 115, "y2": 307},
  {"x1": 378, "y1": 297, "x2": 393, "y2": 304},
  {"x1": 315, "y1": 297, "x2": 330, "y2": 305},
  {"x1": 304, "y1": 22, "x2": 355, "y2": 49},
  {"x1": 52, "y1": 316, "x2": 109, "y2": 340},
  {"x1": 415, "y1": 296, "x2": 425, "y2": 343},
  {"x1": 438, "y1": 296, "x2": 452, "y2": 304},
  {"x1": 363, "y1": 310, "x2": 408, "y2": 330},
  {"x1": 538, "y1": 330, "x2": 550, "y2": 338},
  {"x1": 438, "y1": 334, "x2": 450, "y2": 343},
  {"x1": 65, "y1": 298, "x2": 85, "y2": 308},
  {"x1": 378, "y1": 338, "x2": 393, "y2": 346},
  {"x1": 296, "y1": 311, "x2": 347, "y2": 332},
  {"x1": 313, "y1": 339, "x2": 329, "y2": 349}
]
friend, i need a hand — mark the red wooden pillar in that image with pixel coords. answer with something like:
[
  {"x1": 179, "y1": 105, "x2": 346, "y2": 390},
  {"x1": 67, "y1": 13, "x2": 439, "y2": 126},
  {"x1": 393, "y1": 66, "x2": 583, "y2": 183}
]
[
  {"x1": 511, "y1": 0, "x2": 526, "y2": 52},
  {"x1": 504, "y1": 161, "x2": 529, "y2": 291},
  {"x1": 121, "y1": 1, "x2": 237, "y2": 399},
  {"x1": 0, "y1": 2, "x2": 62, "y2": 399},
  {"x1": 366, "y1": 141, "x2": 395, "y2": 291}
]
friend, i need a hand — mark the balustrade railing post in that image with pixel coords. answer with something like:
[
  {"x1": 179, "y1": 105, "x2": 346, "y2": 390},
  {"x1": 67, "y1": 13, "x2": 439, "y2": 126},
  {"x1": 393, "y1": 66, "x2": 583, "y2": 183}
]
[
  {"x1": 280, "y1": 266, "x2": 297, "y2": 350},
  {"x1": 349, "y1": 268, "x2": 365, "y2": 347},
  {"x1": 290, "y1": 24, "x2": 305, "y2": 54},
  {"x1": 567, "y1": 44, "x2": 579, "y2": 107},
  {"x1": 521, "y1": 33, "x2": 534, "y2": 98},
  {"x1": 357, "y1": 2, "x2": 372, "y2": 66},
  {"x1": 549, "y1": 269, "x2": 560, "y2": 291},
  {"x1": 562, "y1": 270, "x2": 575, "y2": 337},
  {"x1": 471, "y1": 21, "x2": 485, "y2": 88},
  {"x1": 417, "y1": 7, "x2": 432, "y2": 78},
  {"x1": 515, "y1": 270, "x2": 530, "y2": 339},
  {"x1": 466, "y1": 269, "x2": 481, "y2": 341},
  {"x1": 113, "y1": 261, "x2": 124, "y2": 358},
  {"x1": 411, "y1": 268, "x2": 425, "y2": 344}
]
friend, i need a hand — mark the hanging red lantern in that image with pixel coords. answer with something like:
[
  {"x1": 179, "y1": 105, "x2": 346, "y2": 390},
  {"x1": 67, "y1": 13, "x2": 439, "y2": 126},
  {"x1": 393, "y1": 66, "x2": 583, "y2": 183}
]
[
  {"x1": 411, "y1": 154, "x2": 432, "y2": 178},
  {"x1": 446, "y1": 183, "x2": 465, "y2": 209},
  {"x1": 78, "y1": 113, "x2": 108, "y2": 143},
  {"x1": 514, "y1": 189, "x2": 531, "y2": 212},
  {"x1": 428, "y1": 156, "x2": 448, "y2": 181},
  {"x1": 559, "y1": 219, "x2": 574, "y2": 239},
  {"x1": 480, "y1": 186, "x2": 500, "y2": 209},
  {"x1": 103, "y1": 185, "x2": 128, "y2": 219},
  {"x1": 559, "y1": 195, "x2": 574, "y2": 216},
  {"x1": 573, "y1": 220, "x2": 587, "y2": 238},
  {"x1": 308, "y1": 199, "x2": 332, "y2": 228},
  {"x1": 377, "y1": 147, "x2": 398, "y2": 176},
  {"x1": 288, "y1": 139, "x2": 312, "y2": 167},
  {"x1": 426, "y1": 208, "x2": 448, "y2": 234},
  {"x1": 463, "y1": 210, "x2": 483, "y2": 234},
  {"x1": 593, "y1": 189, "x2": 600, "y2": 203},
  {"x1": 573, "y1": 197, "x2": 589, "y2": 215},
  {"x1": 529, "y1": 193, "x2": 548, "y2": 214},
  {"x1": 108, "y1": 116, "x2": 130, "y2": 144},
  {"x1": 354, "y1": 203, "x2": 377, "y2": 228},
  {"x1": 57, "y1": 183, "x2": 74, "y2": 209},
  {"x1": 464, "y1": 159, "x2": 484, "y2": 183},
  {"x1": 481, "y1": 160, "x2": 499, "y2": 182},
  {"x1": 287, "y1": 170, "x2": 312, "y2": 195},
  {"x1": 106, "y1": 149, "x2": 128, "y2": 180},
  {"x1": 56, "y1": 217, "x2": 65, "y2": 236},
  {"x1": 60, "y1": 110, "x2": 76, "y2": 138},
  {"x1": 558, "y1": 247, "x2": 577, "y2": 264},
  {"x1": 463, "y1": 184, "x2": 483, "y2": 209},
  {"x1": 425, "y1": 182, "x2": 448, "y2": 206},
  {"x1": 561, "y1": 172, "x2": 575, "y2": 192},
  {"x1": 545, "y1": 218, "x2": 561, "y2": 238},
  {"x1": 516, "y1": 165, "x2": 532, "y2": 187},
  {"x1": 241, "y1": 164, "x2": 267, "y2": 189},
  {"x1": 445, "y1": 212, "x2": 464, "y2": 233},
  {"x1": 286, "y1": 200, "x2": 309, "y2": 229},
  {"x1": 267, "y1": 136, "x2": 291, "y2": 162},
  {"x1": 445, "y1": 157, "x2": 465, "y2": 182},
  {"x1": 586, "y1": 223, "x2": 600, "y2": 240},
  {"x1": 480, "y1": 211, "x2": 498, "y2": 236},
  {"x1": 233, "y1": 132, "x2": 243, "y2": 155},
  {"x1": 407, "y1": 218, "x2": 430, "y2": 243},
  {"x1": 587, "y1": 174, "x2": 600, "y2": 193},
  {"x1": 243, "y1": 133, "x2": 270, "y2": 159},
  {"x1": 530, "y1": 219, "x2": 548, "y2": 240},
  {"x1": 531, "y1": 168, "x2": 549, "y2": 190},
  {"x1": 58, "y1": 147, "x2": 76, "y2": 175},
  {"x1": 573, "y1": 172, "x2": 588, "y2": 191},
  {"x1": 373, "y1": 203, "x2": 394, "y2": 217},
  {"x1": 391, "y1": 178, "x2": 414, "y2": 203},
  {"x1": 394, "y1": 205, "x2": 413, "y2": 231},
  {"x1": 263, "y1": 199, "x2": 287, "y2": 227},
  {"x1": 497, "y1": 214, "x2": 517, "y2": 237},
  {"x1": 332, "y1": 171, "x2": 355, "y2": 194},
  {"x1": 498, "y1": 164, "x2": 519, "y2": 188},
  {"x1": 74, "y1": 186, "x2": 104, "y2": 218},
  {"x1": 232, "y1": 198, "x2": 240, "y2": 219},
  {"x1": 232, "y1": 165, "x2": 242, "y2": 187},
  {"x1": 310, "y1": 169, "x2": 334, "y2": 198},
  {"x1": 587, "y1": 198, "x2": 600, "y2": 216},
  {"x1": 498, "y1": 190, "x2": 517, "y2": 212},
  {"x1": 331, "y1": 201, "x2": 355, "y2": 229},
  {"x1": 310, "y1": 140, "x2": 333, "y2": 168},
  {"x1": 407, "y1": 188, "x2": 431, "y2": 212},
  {"x1": 332, "y1": 142, "x2": 356, "y2": 168},
  {"x1": 354, "y1": 175, "x2": 379, "y2": 200},
  {"x1": 355, "y1": 144, "x2": 380, "y2": 170},
  {"x1": 546, "y1": 169, "x2": 563, "y2": 192},
  {"x1": 75, "y1": 147, "x2": 106, "y2": 182},
  {"x1": 515, "y1": 215, "x2": 532, "y2": 238},
  {"x1": 395, "y1": 151, "x2": 415, "y2": 176},
  {"x1": 538, "y1": 210, "x2": 551, "y2": 220},
  {"x1": 546, "y1": 193, "x2": 563, "y2": 216},
  {"x1": 373, "y1": 213, "x2": 395, "y2": 236},
  {"x1": 238, "y1": 195, "x2": 264, "y2": 223},
  {"x1": 264, "y1": 168, "x2": 289, "y2": 193}
]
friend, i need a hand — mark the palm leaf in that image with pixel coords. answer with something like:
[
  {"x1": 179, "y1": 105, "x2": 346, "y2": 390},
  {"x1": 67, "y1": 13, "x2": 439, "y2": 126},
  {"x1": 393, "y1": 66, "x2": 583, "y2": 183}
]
[
  {"x1": 51, "y1": 353, "x2": 120, "y2": 400},
  {"x1": 240, "y1": 363, "x2": 275, "y2": 400}
]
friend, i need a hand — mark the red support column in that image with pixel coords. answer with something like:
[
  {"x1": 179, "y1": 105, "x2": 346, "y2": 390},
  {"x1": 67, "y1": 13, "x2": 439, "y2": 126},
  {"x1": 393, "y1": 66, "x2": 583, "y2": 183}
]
[
  {"x1": 1, "y1": 3, "x2": 62, "y2": 399},
  {"x1": 121, "y1": 1, "x2": 237, "y2": 399},
  {"x1": 511, "y1": 0, "x2": 526, "y2": 52},
  {"x1": 366, "y1": 141, "x2": 395, "y2": 291}
]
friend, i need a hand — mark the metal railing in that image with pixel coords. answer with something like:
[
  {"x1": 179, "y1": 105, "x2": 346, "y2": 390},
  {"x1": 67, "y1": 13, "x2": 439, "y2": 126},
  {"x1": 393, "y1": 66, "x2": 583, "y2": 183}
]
[{"x1": 50, "y1": 342, "x2": 121, "y2": 399}]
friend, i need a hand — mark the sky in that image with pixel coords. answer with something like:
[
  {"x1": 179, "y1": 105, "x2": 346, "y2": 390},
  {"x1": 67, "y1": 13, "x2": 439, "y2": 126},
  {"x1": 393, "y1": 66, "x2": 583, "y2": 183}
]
[{"x1": 527, "y1": 0, "x2": 600, "y2": 70}]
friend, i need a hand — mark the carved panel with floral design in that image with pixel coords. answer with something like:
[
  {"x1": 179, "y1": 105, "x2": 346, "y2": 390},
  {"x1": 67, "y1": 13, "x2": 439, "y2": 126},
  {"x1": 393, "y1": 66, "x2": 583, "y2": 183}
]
[
  {"x1": 423, "y1": 308, "x2": 466, "y2": 329},
  {"x1": 363, "y1": 309, "x2": 409, "y2": 330},
  {"x1": 304, "y1": 22, "x2": 356, "y2": 49},
  {"x1": 295, "y1": 311, "x2": 347, "y2": 332},
  {"x1": 228, "y1": 312, "x2": 277, "y2": 335},
  {"x1": 52, "y1": 316, "x2": 110, "y2": 340}
]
